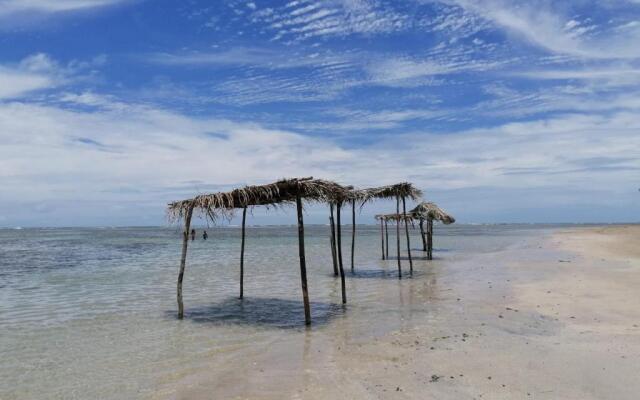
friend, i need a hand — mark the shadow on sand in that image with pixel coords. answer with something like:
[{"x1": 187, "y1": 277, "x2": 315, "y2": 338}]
[
  {"x1": 166, "y1": 297, "x2": 345, "y2": 329},
  {"x1": 383, "y1": 255, "x2": 432, "y2": 261},
  {"x1": 346, "y1": 269, "x2": 426, "y2": 279}
]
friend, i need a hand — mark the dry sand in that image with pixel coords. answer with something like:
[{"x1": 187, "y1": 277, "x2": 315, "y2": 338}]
[{"x1": 162, "y1": 225, "x2": 640, "y2": 400}]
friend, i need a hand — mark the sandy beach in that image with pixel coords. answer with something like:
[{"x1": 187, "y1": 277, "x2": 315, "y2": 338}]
[{"x1": 163, "y1": 225, "x2": 640, "y2": 400}]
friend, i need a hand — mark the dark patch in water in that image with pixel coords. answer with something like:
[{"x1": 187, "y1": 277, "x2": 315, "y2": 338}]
[
  {"x1": 347, "y1": 269, "x2": 426, "y2": 279},
  {"x1": 384, "y1": 255, "x2": 432, "y2": 261},
  {"x1": 166, "y1": 297, "x2": 344, "y2": 329}
]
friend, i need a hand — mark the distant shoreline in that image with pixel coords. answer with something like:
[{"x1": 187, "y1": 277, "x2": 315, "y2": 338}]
[{"x1": 2, "y1": 222, "x2": 639, "y2": 230}]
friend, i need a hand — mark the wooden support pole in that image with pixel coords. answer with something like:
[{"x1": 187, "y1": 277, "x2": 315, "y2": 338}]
[
  {"x1": 396, "y1": 196, "x2": 402, "y2": 279},
  {"x1": 385, "y1": 219, "x2": 389, "y2": 259},
  {"x1": 380, "y1": 218, "x2": 385, "y2": 260},
  {"x1": 296, "y1": 194, "x2": 311, "y2": 326},
  {"x1": 420, "y1": 219, "x2": 427, "y2": 252},
  {"x1": 329, "y1": 204, "x2": 338, "y2": 276},
  {"x1": 239, "y1": 206, "x2": 247, "y2": 299},
  {"x1": 336, "y1": 202, "x2": 346, "y2": 304},
  {"x1": 427, "y1": 219, "x2": 434, "y2": 260},
  {"x1": 402, "y1": 196, "x2": 413, "y2": 274},
  {"x1": 177, "y1": 205, "x2": 194, "y2": 319},
  {"x1": 350, "y1": 199, "x2": 356, "y2": 273}
]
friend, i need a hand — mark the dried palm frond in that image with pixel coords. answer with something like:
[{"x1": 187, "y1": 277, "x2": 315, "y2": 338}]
[
  {"x1": 167, "y1": 177, "x2": 352, "y2": 223},
  {"x1": 361, "y1": 183, "x2": 423, "y2": 203},
  {"x1": 410, "y1": 202, "x2": 455, "y2": 224},
  {"x1": 375, "y1": 202, "x2": 455, "y2": 224},
  {"x1": 374, "y1": 213, "x2": 415, "y2": 223}
]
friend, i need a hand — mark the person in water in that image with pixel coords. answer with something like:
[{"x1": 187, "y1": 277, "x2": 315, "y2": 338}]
[
  {"x1": 202, "y1": 230, "x2": 208, "y2": 240},
  {"x1": 190, "y1": 229, "x2": 196, "y2": 241}
]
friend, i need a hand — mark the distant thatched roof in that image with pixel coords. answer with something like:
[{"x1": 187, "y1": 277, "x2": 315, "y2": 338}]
[
  {"x1": 330, "y1": 183, "x2": 420, "y2": 205},
  {"x1": 361, "y1": 183, "x2": 422, "y2": 202},
  {"x1": 374, "y1": 213, "x2": 414, "y2": 222},
  {"x1": 410, "y1": 202, "x2": 455, "y2": 224},
  {"x1": 168, "y1": 177, "x2": 351, "y2": 222},
  {"x1": 375, "y1": 202, "x2": 455, "y2": 224}
]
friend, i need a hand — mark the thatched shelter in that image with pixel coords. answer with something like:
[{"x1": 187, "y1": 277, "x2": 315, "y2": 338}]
[
  {"x1": 374, "y1": 213, "x2": 414, "y2": 261},
  {"x1": 374, "y1": 202, "x2": 454, "y2": 262},
  {"x1": 167, "y1": 177, "x2": 352, "y2": 325},
  {"x1": 324, "y1": 187, "x2": 359, "y2": 305},
  {"x1": 361, "y1": 183, "x2": 422, "y2": 278},
  {"x1": 317, "y1": 183, "x2": 420, "y2": 281},
  {"x1": 411, "y1": 202, "x2": 455, "y2": 224},
  {"x1": 410, "y1": 202, "x2": 455, "y2": 260}
]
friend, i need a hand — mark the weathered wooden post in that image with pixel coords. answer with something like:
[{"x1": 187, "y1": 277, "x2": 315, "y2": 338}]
[
  {"x1": 396, "y1": 196, "x2": 402, "y2": 279},
  {"x1": 402, "y1": 196, "x2": 413, "y2": 274},
  {"x1": 177, "y1": 204, "x2": 194, "y2": 319},
  {"x1": 380, "y1": 217, "x2": 385, "y2": 260},
  {"x1": 420, "y1": 219, "x2": 427, "y2": 251},
  {"x1": 336, "y1": 201, "x2": 346, "y2": 304},
  {"x1": 427, "y1": 219, "x2": 434, "y2": 260},
  {"x1": 239, "y1": 206, "x2": 247, "y2": 299},
  {"x1": 351, "y1": 199, "x2": 356, "y2": 272},
  {"x1": 385, "y1": 219, "x2": 389, "y2": 259},
  {"x1": 329, "y1": 204, "x2": 338, "y2": 276},
  {"x1": 295, "y1": 193, "x2": 311, "y2": 325}
]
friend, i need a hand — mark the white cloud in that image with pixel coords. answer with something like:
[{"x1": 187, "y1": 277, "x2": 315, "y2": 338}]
[
  {"x1": 147, "y1": 47, "x2": 354, "y2": 71},
  {"x1": 512, "y1": 65, "x2": 640, "y2": 89},
  {"x1": 248, "y1": 0, "x2": 411, "y2": 41},
  {"x1": 446, "y1": 0, "x2": 640, "y2": 59},
  {"x1": 346, "y1": 112, "x2": 640, "y2": 192},
  {"x1": 0, "y1": 99, "x2": 352, "y2": 206},
  {"x1": 0, "y1": 54, "x2": 61, "y2": 99},
  {"x1": 1, "y1": 95, "x2": 639, "y2": 224},
  {"x1": 365, "y1": 54, "x2": 505, "y2": 86},
  {"x1": 515, "y1": 67, "x2": 640, "y2": 81},
  {"x1": 0, "y1": 68, "x2": 54, "y2": 99},
  {"x1": 0, "y1": 0, "x2": 126, "y2": 16}
]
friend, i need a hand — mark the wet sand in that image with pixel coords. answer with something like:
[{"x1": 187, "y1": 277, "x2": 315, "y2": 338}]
[{"x1": 159, "y1": 225, "x2": 640, "y2": 399}]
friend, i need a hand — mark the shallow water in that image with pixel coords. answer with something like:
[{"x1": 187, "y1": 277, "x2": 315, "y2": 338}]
[{"x1": 0, "y1": 224, "x2": 568, "y2": 399}]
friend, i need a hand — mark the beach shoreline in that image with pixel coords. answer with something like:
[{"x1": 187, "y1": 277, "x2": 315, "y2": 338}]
[{"x1": 161, "y1": 225, "x2": 640, "y2": 399}]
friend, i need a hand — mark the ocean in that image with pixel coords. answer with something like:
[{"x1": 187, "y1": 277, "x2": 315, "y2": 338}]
[{"x1": 0, "y1": 224, "x2": 564, "y2": 399}]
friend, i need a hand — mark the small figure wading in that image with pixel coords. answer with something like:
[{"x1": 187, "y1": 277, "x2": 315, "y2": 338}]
[
  {"x1": 190, "y1": 229, "x2": 196, "y2": 241},
  {"x1": 202, "y1": 230, "x2": 208, "y2": 240}
]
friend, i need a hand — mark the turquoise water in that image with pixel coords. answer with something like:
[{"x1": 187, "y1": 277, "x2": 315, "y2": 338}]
[{"x1": 0, "y1": 224, "x2": 564, "y2": 399}]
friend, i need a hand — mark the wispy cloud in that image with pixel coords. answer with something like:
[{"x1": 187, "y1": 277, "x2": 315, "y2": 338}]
[
  {"x1": 0, "y1": 0, "x2": 128, "y2": 18},
  {"x1": 513, "y1": 65, "x2": 640, "y2": 87},
  {"x1": 446, "y1": 0, "x2": 640, "y2": 59},
  {"x1": 146, "y1": 46, "x2": 355, "y2": 70},
  {"x1": 2, "y1": 93, "x2": 639, "y2": 224},
  {"x1": 0, "y1": 54, "x2": 61, "y2": 99},
  {"x1": 365, "y1": 54, "x2": 505, "y2": 87},
  {"x1": 247, "y1": 0, "x2": 411, "y2": 41},
  {"x1": 0, "y1": 53, "x2": 106, "y2": 100}
]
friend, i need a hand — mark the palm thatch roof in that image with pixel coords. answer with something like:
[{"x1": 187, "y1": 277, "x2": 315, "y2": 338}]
[
  {"x1": 374, "y1": 202, "x2": 455, "y2": 224},
  {"x1": 361, "y1": 182, "x2": 423, "y2": 202},
  {"x1": 410, "y1": 202, "x2": 455, "y2": 224},
  {"x1": 374, "y1": 213, "x2": 414, "y2": 222},
  {"x1": 167, "y1": 177, "x2": 351, "y2": 222}
]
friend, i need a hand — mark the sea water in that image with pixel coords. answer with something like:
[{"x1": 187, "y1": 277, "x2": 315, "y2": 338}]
[{"x1": 0, "y1": 224, "x2": 563, "y2": 399}]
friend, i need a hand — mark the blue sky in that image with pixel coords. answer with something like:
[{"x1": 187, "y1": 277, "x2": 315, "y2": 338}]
[{"x1": 1, "y1": 0, "x2": 639, "y2": 226}]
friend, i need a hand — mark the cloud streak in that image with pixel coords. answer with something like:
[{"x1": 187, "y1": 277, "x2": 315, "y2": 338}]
[
  {"x1": 0, "y1": 0, "x2": 127, "y2": 16},
  {"x1": 446, "y1": 0, "x2": 640, "y2": 59},
  {"x1": 0, "y1": 54, "x2": 62, "y2": 99}
]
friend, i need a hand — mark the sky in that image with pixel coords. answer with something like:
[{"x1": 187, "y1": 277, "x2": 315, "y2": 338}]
[{"x1": 0, "y1": 0, "x2": 639, "y2": 227}]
